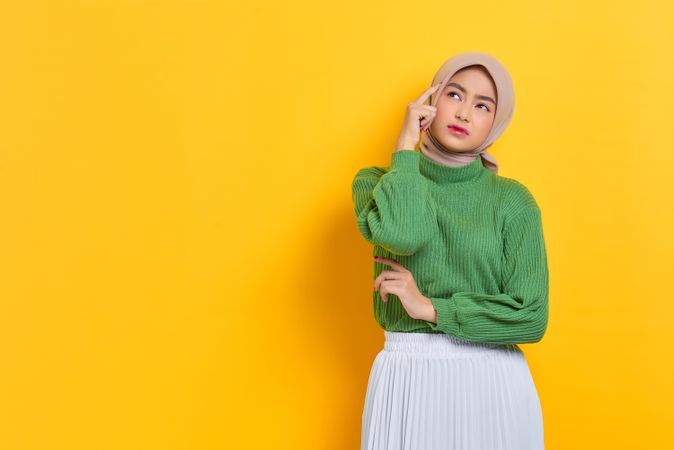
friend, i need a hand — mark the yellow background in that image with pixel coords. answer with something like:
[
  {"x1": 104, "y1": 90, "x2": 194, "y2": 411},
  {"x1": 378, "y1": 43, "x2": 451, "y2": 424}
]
[{"x1": 1, "y1": 1, "x2": 673, "y2": 449}]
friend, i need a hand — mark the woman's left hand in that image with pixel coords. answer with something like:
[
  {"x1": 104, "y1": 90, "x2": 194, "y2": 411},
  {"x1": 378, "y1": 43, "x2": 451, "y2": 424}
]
[{"x1": 373, "y1": 256, "x2": 436, "y2": 322}]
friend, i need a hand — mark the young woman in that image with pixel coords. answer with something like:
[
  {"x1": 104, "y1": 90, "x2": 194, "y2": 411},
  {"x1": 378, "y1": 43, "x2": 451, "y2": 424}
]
[{"x1": 352, "y1": 52, "x2": 549, "y2": 450}]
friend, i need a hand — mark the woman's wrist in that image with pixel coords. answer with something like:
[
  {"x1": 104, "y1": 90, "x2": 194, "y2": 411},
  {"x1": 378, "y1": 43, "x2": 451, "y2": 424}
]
[
  {"x1": 395, "y1": 137, "x2": 418, "y2": 152},
  {"x1": 416, "y1": 296, "x2": 437, "y2": 323}
]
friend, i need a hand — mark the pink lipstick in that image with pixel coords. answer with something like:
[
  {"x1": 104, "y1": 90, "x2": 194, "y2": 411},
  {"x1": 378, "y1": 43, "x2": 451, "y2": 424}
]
[{"x1": 448, "y1": 124, "x2": 469, "y2": 137}]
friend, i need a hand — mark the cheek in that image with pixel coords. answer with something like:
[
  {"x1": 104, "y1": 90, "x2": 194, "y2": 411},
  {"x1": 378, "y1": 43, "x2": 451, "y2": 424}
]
[
  {"x1": 434, "y1": 102, "x2": 453, "y2": 121},
  {"x1": 475, "y1": 116, "x2": 495, "y2": 136}
]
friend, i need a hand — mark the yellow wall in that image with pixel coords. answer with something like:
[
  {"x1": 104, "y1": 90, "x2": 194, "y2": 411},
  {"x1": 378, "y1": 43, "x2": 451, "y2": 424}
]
[{"x1": 1, "y1": 1, "x2": 673, "y2": 449}]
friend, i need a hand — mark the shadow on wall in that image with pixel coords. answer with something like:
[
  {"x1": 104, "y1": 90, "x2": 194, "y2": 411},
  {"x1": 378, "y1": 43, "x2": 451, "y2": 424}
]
[{"x1": 294, "y1": 194, "x2": 384, "y2": 450}]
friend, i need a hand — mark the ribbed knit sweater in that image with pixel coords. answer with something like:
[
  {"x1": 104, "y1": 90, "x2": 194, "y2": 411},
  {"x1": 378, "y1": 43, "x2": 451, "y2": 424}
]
[{"x1": 351, "y1": 149, "x2": 549, "y2": 345}]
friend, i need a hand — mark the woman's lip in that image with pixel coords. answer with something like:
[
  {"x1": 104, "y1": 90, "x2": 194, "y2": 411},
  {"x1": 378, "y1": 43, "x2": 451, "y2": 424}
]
[{"x1": 448, "y1": 125, "x2": 469, "y2": 136}]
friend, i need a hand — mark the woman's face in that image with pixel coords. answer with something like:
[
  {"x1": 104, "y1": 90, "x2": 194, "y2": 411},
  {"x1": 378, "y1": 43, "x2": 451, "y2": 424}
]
[{"x1": 429, "y1": 66, "x2": 497, "y2": 152}]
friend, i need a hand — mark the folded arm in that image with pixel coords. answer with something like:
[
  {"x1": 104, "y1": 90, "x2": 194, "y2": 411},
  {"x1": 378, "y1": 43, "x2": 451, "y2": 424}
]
[{"x1": 424, "y1": 206, "x2": 549, "y2": 344}]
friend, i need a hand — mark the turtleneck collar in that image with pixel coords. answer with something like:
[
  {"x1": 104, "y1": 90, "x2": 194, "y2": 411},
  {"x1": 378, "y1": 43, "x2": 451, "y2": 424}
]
[{"x1": 418, "y1": 150, "x2": 490, "y2": 186}]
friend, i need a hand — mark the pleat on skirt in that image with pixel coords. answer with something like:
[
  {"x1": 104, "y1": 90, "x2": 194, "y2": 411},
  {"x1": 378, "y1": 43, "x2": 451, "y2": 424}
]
[{"x1": 361, "y1": 331, "x2": 544, "y2": 450}]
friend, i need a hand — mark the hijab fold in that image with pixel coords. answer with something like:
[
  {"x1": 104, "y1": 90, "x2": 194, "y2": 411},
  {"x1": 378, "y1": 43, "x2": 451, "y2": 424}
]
[{"x1": 418, "y1": 52, "x2": 515, "y2": 174}]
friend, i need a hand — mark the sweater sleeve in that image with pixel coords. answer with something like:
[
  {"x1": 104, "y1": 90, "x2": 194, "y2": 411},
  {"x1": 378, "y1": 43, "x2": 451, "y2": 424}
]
[
  {"x1": 423, "y1": 206, "x2": 549, "y2": 344},
  {"x1": 351, "y1": 150, "x2": 438, "y2": 256}
]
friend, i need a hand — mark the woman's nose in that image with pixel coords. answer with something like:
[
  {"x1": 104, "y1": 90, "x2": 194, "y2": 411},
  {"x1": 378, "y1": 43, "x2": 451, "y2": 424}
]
[
  {"x1": 456, "y1": 102, "x2": 471, "y2": 120},
  {"x1": 457, "y1": 106, "x2": 470, "y2": 121}
]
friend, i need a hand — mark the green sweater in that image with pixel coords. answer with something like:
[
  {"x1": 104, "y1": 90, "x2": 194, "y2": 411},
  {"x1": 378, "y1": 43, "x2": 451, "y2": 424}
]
[{"x1": 351, "y1": 149, "x2": 549, "y2": 345}]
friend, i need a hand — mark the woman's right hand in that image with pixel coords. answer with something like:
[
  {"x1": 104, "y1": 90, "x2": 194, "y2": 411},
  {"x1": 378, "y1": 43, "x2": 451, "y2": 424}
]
[{"x1": 394, "y1": 82, "x2": 444, "y2": 152}]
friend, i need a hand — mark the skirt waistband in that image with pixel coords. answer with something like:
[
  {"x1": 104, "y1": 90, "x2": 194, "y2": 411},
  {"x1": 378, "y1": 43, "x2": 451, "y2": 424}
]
[{"x1": 383, "y1": 331, "x2": 521, "y2": 357}]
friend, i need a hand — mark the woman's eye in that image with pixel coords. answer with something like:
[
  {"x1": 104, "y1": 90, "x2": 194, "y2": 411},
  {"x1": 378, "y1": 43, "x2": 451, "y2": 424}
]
[{"x1": 448, "y1": 92, "x2": 490, "y2": 112}]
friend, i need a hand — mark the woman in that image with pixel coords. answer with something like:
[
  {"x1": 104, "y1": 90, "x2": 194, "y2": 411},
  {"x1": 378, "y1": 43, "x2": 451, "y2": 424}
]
[{"x1": 352, "y1": 52, "x2": 549, "y2": 450}]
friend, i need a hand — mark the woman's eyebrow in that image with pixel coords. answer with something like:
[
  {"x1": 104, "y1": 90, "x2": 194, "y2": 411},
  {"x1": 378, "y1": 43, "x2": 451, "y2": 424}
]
[{"x1": 446, "y1": 82, "x2": 496, "y2": 106}]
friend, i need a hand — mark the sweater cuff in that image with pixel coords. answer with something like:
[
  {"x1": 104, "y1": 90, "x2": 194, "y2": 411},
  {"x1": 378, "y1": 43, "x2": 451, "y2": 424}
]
[
  {"x1": 425, "y1": 297, "x2": 461, "y2": 336},
  {"x1": 390, "y1": 150, "x2": 421, "y2": 173}
]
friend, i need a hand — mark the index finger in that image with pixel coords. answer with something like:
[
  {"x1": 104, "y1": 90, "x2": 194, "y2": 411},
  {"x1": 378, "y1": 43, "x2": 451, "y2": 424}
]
[
  {"x1": 411, "y1": 82, "x2": 444, "y2": 105},
  {"x1": 374, "y1": 256, "x2": 408, "y2": 272}
]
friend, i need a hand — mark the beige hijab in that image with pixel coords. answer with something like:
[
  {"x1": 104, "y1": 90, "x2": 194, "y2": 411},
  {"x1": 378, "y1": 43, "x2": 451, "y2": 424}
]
[{"x1": 418, "y1": 52, "x2": 515, "y2": 174}]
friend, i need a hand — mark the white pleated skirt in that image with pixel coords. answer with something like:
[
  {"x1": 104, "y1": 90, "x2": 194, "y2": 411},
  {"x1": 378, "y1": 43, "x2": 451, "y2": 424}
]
[{"x1": 361, "y1": 331, "x2": 544, "y2": 450}]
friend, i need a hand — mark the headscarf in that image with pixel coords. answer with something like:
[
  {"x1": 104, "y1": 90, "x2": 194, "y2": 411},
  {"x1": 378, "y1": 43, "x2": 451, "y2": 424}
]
[{"x1": 418, "y1": 51, "x2": 515, "y2": 174}]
